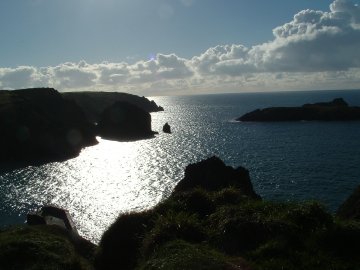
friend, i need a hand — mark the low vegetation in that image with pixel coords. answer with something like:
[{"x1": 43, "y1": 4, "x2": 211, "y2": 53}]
[
  {"x1": 0, "y1": 225, "x2": 95, "y2": 270},
  {"x1": 96, "y1": 187, "x2": 360, "y2": 270},
  {"x1": 1, "y1": 157, "x2": 360, "y2": 269}
]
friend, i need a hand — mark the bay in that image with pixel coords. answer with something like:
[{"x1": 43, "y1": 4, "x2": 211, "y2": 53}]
[{"x1": 1, "y1": 89, "x2": 360, "y2": 243}]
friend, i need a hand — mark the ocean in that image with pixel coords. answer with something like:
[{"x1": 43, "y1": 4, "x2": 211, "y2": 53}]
[{"x1": 1, "y1": 89, "x2": 360, "y2": 243}]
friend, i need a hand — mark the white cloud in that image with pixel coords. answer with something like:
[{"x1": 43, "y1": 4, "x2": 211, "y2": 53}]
[
  {"x1": 1, "y1": 0, "x2": 360, "y2": 95},
  {"x1": 0, "y1": 66, "x2": 46, "y2": 89}
]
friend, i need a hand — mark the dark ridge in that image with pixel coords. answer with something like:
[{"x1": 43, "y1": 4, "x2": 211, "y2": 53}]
[{"x1": 63, "y1": 91, "x2": 163, "y2": 123}]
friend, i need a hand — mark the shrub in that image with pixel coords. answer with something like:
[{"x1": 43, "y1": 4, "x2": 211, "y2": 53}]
[
  {"x1": 213, "y1": 187, "x2": 249, "y2": 206},
  {"x1": 141, "y1": 211, "x2": 206, "y2": 257},
  {"x1": 283, "y1": 201, "x2": 333, "y2": 232},
  {"x1": 95, "y1": 211, "x2": 152, "y2": 270},
  {"x1": 0, "y1": 225, "x2": 93, "y2": 270},
  {"x1": 137, "y1": 240, "x2": 246, "y2": 270},
  {"x1": 207, "y1": 201, "x2": 296, "y2": 254}
]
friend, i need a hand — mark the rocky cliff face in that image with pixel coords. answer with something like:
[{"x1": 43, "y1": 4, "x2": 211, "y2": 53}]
[
  {"x1": 97, "y1": 101, "x2": 156, "y2": 140},
  {"x1": 0, "y1": 88, "x2": 97, "y2": 162},
  {"x1": 174, "y1": 156, "x2": 261, "y2": 199},
  {"x1": 238, "y1": 98, "x2": 360, "y2": 122},
  {"x1": 63, "y1": 91, "x2": 163, "y2": 123},
  {"x1": 337, "y1": 185, "x2": 360, "y2": 220}
]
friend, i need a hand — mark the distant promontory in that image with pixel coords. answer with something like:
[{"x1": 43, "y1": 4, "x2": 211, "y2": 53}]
[
  {"x1": 0, "y1": 88, "x2": 97, "y2": 162},
  {"x1": 237, "y1": 98, "x2": 360, "y2": 122},
  {"x1": 97, "y1": 101, "x2": 157, "y2": 140},
  {"x1": 63, "y1": 91, "x2": 163, "y2": 123}
]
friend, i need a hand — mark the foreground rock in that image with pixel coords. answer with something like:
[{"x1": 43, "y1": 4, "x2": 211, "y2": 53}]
[
  {"x1": 0, "y1": 88, "x2": 97, "y2": 162},
  {"x1": 238, "y1": 98, "x2": 360, "y2": 122},
  {"x1": 96, "y1": 156, "x2": 259, "y2": 270},
  {"x1": 27, "y1": 205, "x2": 79, "y2": 236},
  {"x1": 63, "y1": 91, "x2": 163, "y2": 123},
  {"x1": 337, "y1": 185, "x2": 360, "y2": 220},
  {"x1": 174, "y1": 156, "x2": 261, "y2": 199},
  {"x1": 97, "y1": 101, "x2": 157, "y2": 140}
]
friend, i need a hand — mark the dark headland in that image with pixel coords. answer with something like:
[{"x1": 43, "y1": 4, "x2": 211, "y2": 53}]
[
  {"x1": 63, "y1": 91, "x2": 163, "y2": 123},
  {"x1": 237, "y1": 98, "x2": 360, "y2": 121},
  {"x1": 0, "y1": 88, "x2": 163, "y2": 163},
  {"x1": 1, "y1": 157, "x2": 360, "y2": 270},
  {"x1": 97, "y1": 101, "x2": 157, "y2": 140},
  {"x1": 0, "y1": 88, "x2": 97, "y2": 162}
]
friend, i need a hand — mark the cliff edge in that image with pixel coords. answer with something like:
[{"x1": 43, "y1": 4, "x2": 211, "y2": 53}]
[{"x1": 0, "y1": 88, "x2": 97, "y2": 162}]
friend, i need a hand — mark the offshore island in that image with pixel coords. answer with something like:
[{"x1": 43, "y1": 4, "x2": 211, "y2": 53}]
[
  {"x1": 0, "y1": 89, "x2": 360, "y2": 269},
  {"x1": 237, "y1": 98, "x2": 360, "y2": 122}
]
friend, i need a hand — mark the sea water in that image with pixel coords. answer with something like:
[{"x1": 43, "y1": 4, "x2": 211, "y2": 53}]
[{"x1": 1, "y1": 89, "x2": 360, "y2": 243}]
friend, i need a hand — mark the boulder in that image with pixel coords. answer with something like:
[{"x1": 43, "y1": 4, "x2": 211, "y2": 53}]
[
  {"x1": 97, "y1": 101, "x2": 157, "y2": 140},
  {"x1": 27, "y1": 205, "x2": 78, "y2": 235},
  {"x1": 174, "y1": 156, "x2": 261, "y2": 199}
]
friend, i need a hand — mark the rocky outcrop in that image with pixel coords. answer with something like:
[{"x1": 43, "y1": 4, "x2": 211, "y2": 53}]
[
  {"x1": 0, "y1": 88, "x2": 97, "y2": 162},
  {"x1": 27, "y1": 205, "x2": 78, "y2": 235},
  {"x1": 97, "y1": 101, "x2": 157, "y2": 140},
  {"x1": 337, "y1": 185, "x2": 360, "y2": 220},
  {"x1": 162, "y1": 122, "x2": 171, "y2": 133},
  {"x1": 174, "y1": 156, "x2": 261, "y2": 199},
  {"x1": 237, "y1": 98, "x2": 360, "y2": 122},
  {"x1": 63, "y1": 91, "x2": 163, "y2": 123}
]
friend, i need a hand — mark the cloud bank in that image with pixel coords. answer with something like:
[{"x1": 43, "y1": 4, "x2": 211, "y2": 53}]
[{"x1": 1, "y1": 0, "x2": 360, "y2": 95}]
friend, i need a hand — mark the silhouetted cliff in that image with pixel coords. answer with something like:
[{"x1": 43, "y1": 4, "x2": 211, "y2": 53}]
[
  {"x1": 63, "y1": 91, "x2": 163, "y2": 123},
  {"x1": 0, "y1": 88, "x2": 97, "y2": 162},
  {"x1": 96, "y1": 157, "x2": 360, "y2": 270},
  {"x1": 97, "y1": 101, "x2": 156, "y2": 140},
  {"x1": 174, "y1": 156, "x2": 260, "y2": 199},
  {"x1": 337, "y1": 185, "x2": 360, "y2": 220},
  {"x1": 238, "y1": 98, "x2": 360, "y2": 121}
]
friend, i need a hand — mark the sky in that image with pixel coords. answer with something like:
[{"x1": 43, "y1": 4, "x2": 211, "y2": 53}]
[{"x1": 1, "y1": 0, "x2": 360, "y2": 96}]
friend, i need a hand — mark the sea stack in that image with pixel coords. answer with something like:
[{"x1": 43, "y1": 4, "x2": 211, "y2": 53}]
[{"x1": 163, "y1": 122, "x2": 171, "y2": 133}]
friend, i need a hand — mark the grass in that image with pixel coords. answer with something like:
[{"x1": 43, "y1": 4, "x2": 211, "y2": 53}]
[
  {"x1": 0, "y1": 225, "x2": 94, "y2": 270},
  {"x1": 2, "y1": 162, "x2": 358, "y2": 270},
  {"x1": 137, "y1": 240, "x2": 243, "y2": 270},
  {"x1": 96, "y1": 187, "x2": 360, "y2": 270},
  {"x1": 1, "y1": 186, "x2": 359, "y2": 270}
]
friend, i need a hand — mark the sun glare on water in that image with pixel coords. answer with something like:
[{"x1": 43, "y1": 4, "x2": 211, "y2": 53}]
[{"x1": 55, "y1": 137, "x2": 169, "y2": 243}]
